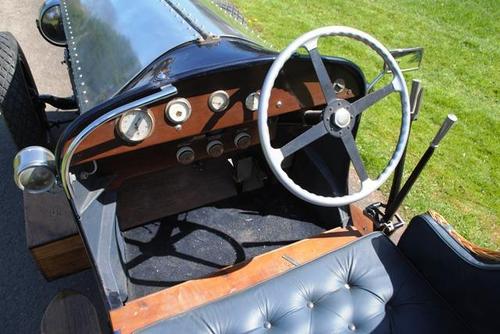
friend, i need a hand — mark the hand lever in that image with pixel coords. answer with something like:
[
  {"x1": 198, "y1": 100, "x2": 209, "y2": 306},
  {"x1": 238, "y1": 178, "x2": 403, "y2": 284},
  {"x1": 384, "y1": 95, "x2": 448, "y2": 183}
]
[
  {"x1": 387, "y1": 79, "x2": 424, "y2": 204},
  {"x1": 409, "y1": 79, "x2": 424, "y2": 120},
  {"x1": 383, "y1": 114, "x2": 458, "y2": 225},
  {"x1": 431, "y1": 114, "x2": 458, "y2": 147}
]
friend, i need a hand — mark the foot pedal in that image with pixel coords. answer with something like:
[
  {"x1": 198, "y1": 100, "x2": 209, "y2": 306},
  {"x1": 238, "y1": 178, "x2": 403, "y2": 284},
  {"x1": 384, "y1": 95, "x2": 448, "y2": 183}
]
[{"x1": 41, "y1": 290, "x2": 104, "y2": 334}]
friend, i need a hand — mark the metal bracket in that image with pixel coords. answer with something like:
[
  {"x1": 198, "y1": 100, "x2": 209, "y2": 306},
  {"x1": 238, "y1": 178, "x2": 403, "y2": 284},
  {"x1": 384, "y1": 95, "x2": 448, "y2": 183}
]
[{"x1": 364, "y1": 202, "x2": 405, "y2": 235}]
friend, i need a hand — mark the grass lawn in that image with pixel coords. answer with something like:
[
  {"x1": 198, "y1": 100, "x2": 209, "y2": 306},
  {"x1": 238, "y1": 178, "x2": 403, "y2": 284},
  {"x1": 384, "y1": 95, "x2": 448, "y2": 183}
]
[{"x1": 232, "y1": 0, "x2": 499, "y2": 249}]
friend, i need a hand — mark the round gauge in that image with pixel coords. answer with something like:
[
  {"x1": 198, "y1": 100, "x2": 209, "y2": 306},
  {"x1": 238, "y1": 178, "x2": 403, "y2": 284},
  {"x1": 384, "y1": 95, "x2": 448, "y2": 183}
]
[
  {"x1": 165, "y1": 98, "x2": 192, "y2": 124},
  {"x1": 333, "y1": 78, "x2": 346, "y2": 93},
  {"x1": 245, "y1": 92, "x2": 260, "y2": 112},
  {"x1": 208, "y1": 90, "x2": 230, "y2": 113},
  {"x1": 117, "y1": 108, "x2": 154, "y2": 143}
]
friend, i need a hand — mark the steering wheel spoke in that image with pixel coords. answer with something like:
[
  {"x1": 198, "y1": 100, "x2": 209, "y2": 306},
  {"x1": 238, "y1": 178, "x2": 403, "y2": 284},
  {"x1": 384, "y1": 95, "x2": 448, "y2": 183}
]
[
  {"x1": 352, "y1": 82, "x2": 395, "y2": 117},
  {"x1": 258, "y1": 26, "x2": 411, "y2": 207},
  {"x1": 306, "y1": 45, "x2": 337, "y2": 105},
  {"x1": 280, "y1": 122, "x2": 328, "y2": 158},
  {"x1": 341, "y1": 132, "x2": 369, "y2": 182}
]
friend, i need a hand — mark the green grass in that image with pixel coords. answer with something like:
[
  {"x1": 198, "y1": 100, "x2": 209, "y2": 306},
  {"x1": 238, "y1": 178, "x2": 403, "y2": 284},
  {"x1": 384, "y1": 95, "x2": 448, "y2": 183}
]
[{"x1": 232, "y1": 0, "x2": 500, "y2": 249}]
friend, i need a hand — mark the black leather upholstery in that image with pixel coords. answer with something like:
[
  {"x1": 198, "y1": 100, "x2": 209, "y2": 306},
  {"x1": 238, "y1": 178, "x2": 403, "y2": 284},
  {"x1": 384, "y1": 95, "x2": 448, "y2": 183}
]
[
  {"x1": 399, "y1": 214, "x2": 500, "y2": 334},
  {"x1": 137, "y1": 233, "x2": 469, "y2": 334}
]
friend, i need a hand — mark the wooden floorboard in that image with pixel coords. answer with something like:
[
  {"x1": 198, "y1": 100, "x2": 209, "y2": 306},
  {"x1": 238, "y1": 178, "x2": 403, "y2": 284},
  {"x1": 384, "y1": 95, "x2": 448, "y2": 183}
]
[{"x1": 110, "y1": 226, "x2": 361, "y2": 334}]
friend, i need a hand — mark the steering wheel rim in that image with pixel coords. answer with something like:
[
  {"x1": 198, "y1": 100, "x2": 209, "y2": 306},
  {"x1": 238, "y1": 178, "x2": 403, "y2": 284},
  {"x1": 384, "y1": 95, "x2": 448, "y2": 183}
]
[{"x1": 258, "y1": 26, "x2": 411, "y2": 207}]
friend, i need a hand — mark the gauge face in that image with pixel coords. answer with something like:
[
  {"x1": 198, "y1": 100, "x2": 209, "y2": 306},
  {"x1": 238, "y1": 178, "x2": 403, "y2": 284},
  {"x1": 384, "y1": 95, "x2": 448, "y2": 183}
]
[
  {"x1": 208, "y1": 90, "x2": 230, "y2": 113},
  {"x1": 333, "y1": 78, "x2": 346, "y2": 93},
  {"x1": 117, "y1": 108, "x2": 154, "y2": 143},
  {"x1": 245, "y1": 92, "x2": 260, "y2": 112},
  {"x1": 165, "y1": 98, "x2": 192, "y2": 124}
]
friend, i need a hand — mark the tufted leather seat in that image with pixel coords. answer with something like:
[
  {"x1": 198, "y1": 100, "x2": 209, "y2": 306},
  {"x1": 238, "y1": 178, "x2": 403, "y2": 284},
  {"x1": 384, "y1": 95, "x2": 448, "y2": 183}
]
[{"x1": 137, "y1": 232, "x2": 471, "y2": 334}]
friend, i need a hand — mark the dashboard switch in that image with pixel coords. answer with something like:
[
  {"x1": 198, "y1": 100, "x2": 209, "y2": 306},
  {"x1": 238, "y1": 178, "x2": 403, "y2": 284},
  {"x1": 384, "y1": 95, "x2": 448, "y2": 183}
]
[
  {"x1": 234, "y1": 132, "x2": 251, "y2": 149},
  {"x1": 206, "y1": 140, "x2": 224, "y2": 158},
  {"x1": 176, "y1": 146, "x2": 195, "y2": 165}
]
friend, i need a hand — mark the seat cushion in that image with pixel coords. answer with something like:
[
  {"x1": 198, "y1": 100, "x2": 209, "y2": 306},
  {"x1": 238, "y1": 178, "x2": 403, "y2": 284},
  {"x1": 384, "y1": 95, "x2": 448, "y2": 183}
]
[{"x1": 137, "y1": 233, "x2": 469, "y2": 334}]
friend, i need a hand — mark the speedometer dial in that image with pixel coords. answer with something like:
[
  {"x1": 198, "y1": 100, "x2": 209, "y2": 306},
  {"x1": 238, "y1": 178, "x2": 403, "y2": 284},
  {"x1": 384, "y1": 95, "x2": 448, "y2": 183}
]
[{"x1": 117, "y1": 108, "x2": 154, "y2": 143}]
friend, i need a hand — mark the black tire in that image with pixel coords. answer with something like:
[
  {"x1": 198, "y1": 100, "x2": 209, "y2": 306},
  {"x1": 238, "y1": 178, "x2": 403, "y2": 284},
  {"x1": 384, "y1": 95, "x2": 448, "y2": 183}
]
[
  {"x1": 0, "y1": 31, "x2": 48, "y2": 149},
  {"x1": 213, "y1": 0, "x2": 247, "y2": 26}
]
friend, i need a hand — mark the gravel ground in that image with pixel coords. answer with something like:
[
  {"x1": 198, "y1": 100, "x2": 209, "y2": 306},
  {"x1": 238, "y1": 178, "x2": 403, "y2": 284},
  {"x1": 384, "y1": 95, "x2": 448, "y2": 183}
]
[{"x1": 0, "y1": 1, "x2": 102, "y2": 333}]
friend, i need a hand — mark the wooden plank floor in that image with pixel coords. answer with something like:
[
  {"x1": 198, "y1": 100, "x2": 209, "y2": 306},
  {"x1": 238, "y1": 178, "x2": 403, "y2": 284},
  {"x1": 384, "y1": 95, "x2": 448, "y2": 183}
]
[{"x1": 110, "y1": 226, "x2": 362, "y2": 334}]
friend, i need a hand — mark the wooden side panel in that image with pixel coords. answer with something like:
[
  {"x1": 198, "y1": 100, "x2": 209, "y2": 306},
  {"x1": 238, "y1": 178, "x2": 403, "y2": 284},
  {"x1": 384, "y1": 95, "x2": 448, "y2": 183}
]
[
  {"x1": 31, "y1": 235, "x2": 90, "y2": 279},
  {"x1": 350, "y1": 204, "x2": 374, "y2": 235},
  {"x1": 24, "y1": 191, "x2": 90, "y2": 279},
  {"x1": 110, "y1": 227, "x2": 361, "y2": 334}
]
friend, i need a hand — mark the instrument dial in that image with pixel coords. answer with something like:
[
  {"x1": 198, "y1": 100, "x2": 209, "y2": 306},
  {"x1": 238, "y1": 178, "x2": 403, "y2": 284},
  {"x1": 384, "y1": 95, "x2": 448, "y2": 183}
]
[
  {"x1": 245, "y1": 92, "x2": 260, "y2": 112},
  {"x1": 117, "y1": 108, "x2": 154, "y2": 143},
  {"x1": 208, "y1": 90, "x2": 230, "y2": 113},
  {"x1": 333, "y1": 78, "x2": 346, "y2": 93},
  {"x1": 165, "y1": 98, "x2": 192, "y2": 124}
]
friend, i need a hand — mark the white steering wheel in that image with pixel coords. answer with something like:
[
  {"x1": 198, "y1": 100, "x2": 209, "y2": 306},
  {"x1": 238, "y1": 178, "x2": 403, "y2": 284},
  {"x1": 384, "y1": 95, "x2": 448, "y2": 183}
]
[{"x1": 258, "y1": 26, "x2": 411, "y2": 207}]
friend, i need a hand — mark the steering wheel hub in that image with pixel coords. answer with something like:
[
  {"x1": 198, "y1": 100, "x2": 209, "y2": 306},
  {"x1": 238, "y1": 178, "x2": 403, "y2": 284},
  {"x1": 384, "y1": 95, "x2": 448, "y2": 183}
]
[
  {"x1": 322, "y1": 99, "x2": 354, "y2": 137},
  {"x1": 334, "y1": 108, "x2": 351, "y2": 128}
]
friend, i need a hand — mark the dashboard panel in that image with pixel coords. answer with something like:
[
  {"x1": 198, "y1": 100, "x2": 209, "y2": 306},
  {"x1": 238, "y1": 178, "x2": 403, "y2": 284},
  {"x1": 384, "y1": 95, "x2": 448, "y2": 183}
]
[{"x1": 71, "y1": 59, "x2": 363, "y2": 174}]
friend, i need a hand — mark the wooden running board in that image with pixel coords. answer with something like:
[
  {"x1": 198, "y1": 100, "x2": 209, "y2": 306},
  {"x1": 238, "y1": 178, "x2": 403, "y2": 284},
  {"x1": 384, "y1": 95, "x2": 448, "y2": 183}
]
[{"x1": 110, "y1": 226, "x2": 362, "y2": 334}]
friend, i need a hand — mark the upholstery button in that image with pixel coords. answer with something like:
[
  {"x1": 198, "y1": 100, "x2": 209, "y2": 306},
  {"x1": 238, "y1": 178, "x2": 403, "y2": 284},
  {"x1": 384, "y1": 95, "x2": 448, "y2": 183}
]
[
  {"x1": 263, "y1": 321, "x2": 272, "y2": 329},
  {"x1": 348, "y1": 323, "x2": 356, "y2": 331},
  {"x1": 307, "y1": 301, "x2": 314, "y2": 309},
  {"x1": 344, "y1": 283, "x2": 351, "y2": 290}
]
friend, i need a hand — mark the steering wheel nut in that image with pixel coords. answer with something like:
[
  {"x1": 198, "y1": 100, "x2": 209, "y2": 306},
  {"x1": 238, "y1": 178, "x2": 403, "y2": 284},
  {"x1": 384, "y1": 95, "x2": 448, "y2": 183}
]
[{"x1": 335, "y1": 108, "x2": 351, "y2": 128}]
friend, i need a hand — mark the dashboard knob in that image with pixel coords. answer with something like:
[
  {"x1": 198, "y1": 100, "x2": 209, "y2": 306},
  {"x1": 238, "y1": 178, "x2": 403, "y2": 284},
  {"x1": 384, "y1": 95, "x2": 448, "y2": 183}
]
[
  {"x1": 206, "y1": 140, "x2": 224, "y2": 158},
  {"x1": 234, "y1": 132, "x2": 251, "y2": 149},
  {"x1": 176, "y1": 146, "x2": 195, "y2": 165}
]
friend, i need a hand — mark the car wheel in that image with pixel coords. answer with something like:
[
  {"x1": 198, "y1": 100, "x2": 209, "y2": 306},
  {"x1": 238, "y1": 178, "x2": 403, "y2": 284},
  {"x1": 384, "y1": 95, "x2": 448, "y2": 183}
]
[{"x1": 0, "y1": 31, "x2": 48, "y2": 149}]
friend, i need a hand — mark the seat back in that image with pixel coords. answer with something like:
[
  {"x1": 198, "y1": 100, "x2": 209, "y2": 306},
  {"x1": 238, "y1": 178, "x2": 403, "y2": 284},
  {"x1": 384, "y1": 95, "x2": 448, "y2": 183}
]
[{"x1": 399, "y1": 214, "x2": 500, "y2": 334}]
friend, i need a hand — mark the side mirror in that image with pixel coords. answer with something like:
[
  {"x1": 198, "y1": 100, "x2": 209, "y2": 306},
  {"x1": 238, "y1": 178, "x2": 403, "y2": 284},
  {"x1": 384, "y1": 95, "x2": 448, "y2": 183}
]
[{"x1": 386, "y1": 47, "x2": 424, "y2": 73}]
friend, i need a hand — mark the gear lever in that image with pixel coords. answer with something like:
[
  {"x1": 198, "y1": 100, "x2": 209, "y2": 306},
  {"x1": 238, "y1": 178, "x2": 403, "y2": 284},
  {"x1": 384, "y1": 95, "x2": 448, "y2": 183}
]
[{"x1": 382, "y1": 114, "x2": 458, "y2": 225}]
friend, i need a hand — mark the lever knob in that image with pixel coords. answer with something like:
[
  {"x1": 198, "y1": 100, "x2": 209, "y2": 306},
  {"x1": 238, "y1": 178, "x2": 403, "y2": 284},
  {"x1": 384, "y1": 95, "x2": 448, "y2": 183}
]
[{"x1": 431, "y1": 114, "x2": 458, "y2": 147}]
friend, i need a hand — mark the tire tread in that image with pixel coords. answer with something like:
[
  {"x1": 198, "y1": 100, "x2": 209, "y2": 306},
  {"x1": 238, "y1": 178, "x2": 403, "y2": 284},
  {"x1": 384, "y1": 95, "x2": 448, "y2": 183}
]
[{"x1": 0, "y1": 31, "x2": 47, "y2": 149}]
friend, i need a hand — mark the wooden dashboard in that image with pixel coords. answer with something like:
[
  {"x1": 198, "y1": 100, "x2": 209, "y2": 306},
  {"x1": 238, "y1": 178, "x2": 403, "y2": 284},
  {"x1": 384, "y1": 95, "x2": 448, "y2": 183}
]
[{"x1": 70, "y1": 61, "x2": 362, "y2": 179}]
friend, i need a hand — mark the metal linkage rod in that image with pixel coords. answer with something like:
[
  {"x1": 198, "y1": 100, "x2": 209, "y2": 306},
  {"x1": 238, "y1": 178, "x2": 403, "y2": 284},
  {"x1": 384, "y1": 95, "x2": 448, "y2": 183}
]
[
  {"x1": 383, "y1": 114, "x2": 457, "y2": 224},
  {"x1": 387, "y1": 79, "x2": 424, "y2": 205}
]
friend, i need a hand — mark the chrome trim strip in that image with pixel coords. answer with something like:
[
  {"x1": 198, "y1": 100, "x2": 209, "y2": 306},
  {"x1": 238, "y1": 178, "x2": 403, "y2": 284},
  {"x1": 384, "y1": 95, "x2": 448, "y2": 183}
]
[{"x1": 60, "y1": 85, "x2": 178, "y2": 204}]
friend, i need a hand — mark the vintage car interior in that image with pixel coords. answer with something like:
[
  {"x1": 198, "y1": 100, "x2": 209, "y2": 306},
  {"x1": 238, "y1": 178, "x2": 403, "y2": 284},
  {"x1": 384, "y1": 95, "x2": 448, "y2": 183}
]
[{"x1": 6, "y1": 0, "x2": 498, "y2": 333}]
